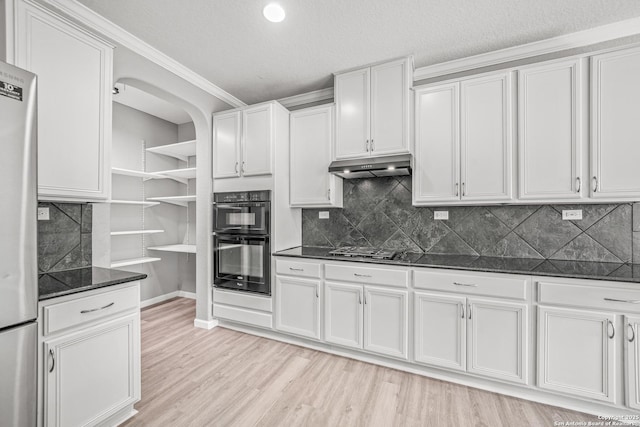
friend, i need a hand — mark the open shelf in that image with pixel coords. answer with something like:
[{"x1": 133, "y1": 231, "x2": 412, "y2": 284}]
[
  {"x1": 110, "y1": 200, "x2": 159, "y2": 208},
  {"x1": 146, "y1": 140, "x2": 196, "y2": 161},
  {"x1": 110, "y1": 257, "x2": 162, "y2": 268},
  {"x1": 112, "y1": 167, "x2": 160, "y2": 180},
  {"x1": 146, "y1": 195, "x2": 196, "y2": 207},
  {"x1": 110, "y1": 229, "x2": 165, "y2": 236},
  {"x1": 147, "y1": 244, "x2": 196, "y2": 254},
  {"x1": 151, "y1": 167, "x2": 197, "y2": 183}
]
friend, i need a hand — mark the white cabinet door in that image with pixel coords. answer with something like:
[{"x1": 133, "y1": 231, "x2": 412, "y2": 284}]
[
  {"x1": 370, "y1": 58, "x2": 410, "y2": 156},
  {"x1": 44, "y1": 314, "x2": 140, "y2": 427},
  {"x1": 460, "y1": 72, "x2": 513, "y2": 201},
  {"x1": 364, "y1": 286, "x2": 408, "y2": 359},
  {"x1": 413, "y1": 83, "x2": 460, "y2": 204},
  {"x1": 537, "y1": 306, "x2": 616, "y2": 402},
  {"x1": 626, "y1": 316, "x2": 640, "y2": 410},
  {"x1": 324, "y1": 281, "x2": 363, "y2": 349},
  {"x1": 242, "y1": 104, "x2": 273, "y2": 176},
  {"x1": 335, "y1": 67, "x2": 370, "y2": 159},
  {"x1": 213, "y1": 111, "x2": 241, "y2": 179},
  {"x1": 518, "y1": 60, "x2": 583, "y2": 200},
  {"x1": 275, "y1": 276, "x2": 321, "y2": 340},
  {"x1": 468, "y1": 299, "x2": 527, "y2": 384},
  {"x1": 16, "y1": 1, "x2": 112, "y2": 201},
  {"x1": 414, "y1": 292, "x2": 466, "y2": 371},
  {"x1": 591, "y1": 47, "x2": 640, "y2": 198},
  {"x1": 290, "y1": 105, "x2": 341, "y2": 207}
]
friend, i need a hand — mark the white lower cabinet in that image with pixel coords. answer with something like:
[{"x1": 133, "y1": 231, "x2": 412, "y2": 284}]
[
  {"x1": 275, "y1": 276, "x2": 321, "y2": 340},
  {"x1": 537, "y1": 306, "x2": 616, "y2": 402},
  {"x1": 44, "y1": 314, "x2": 139, "y2": 427},
  {"x1": 324, "y1": 281, "x2": 408, "y2": 360},
  {"x1": 414, "y1": 292, "x2": 527, "y2": 384},
  {"x1": 626, "y1": 316, "x2": 640, "y2": 410}
]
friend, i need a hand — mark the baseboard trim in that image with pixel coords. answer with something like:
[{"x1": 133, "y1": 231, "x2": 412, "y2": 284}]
[
  {"x1": 140, "y1": 290, "x2": 195, "y2": 308},
  {"x1": 194, "y1": 318, "x2": 219, "y2": 330},
  {"x1": 177, "y1": 290, "x2": 196, "y2": 299},
  {"x1": 219, "y1": 320, "x2": 640, "y2": 422}
]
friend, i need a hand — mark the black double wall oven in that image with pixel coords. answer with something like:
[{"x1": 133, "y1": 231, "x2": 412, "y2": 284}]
[{"x1": 213, "y1": 191, "x2": 271, "y2": 295}]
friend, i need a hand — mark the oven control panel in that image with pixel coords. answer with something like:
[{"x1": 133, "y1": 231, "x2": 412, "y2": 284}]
[{"x1": 214, "y1": 190, "x2": 271, "y2": 203}]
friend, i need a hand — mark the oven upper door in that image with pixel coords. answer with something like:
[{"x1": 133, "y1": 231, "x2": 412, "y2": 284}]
[
  {"x1": 213, "y1": 202, "x2": 269, "y2": 235},
  {"x1": 214, "y1": 234, "x2": 270, "y2": 287}
]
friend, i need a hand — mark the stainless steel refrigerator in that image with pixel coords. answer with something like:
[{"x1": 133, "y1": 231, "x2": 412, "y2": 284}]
[{"x1": 0, "y1": 60, "x2": 38, "y2": 426}]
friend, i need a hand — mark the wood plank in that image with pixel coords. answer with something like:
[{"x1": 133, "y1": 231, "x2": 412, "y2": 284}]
[{"x1": 123, "y1": 298, "x2": 600, "y2": 427}]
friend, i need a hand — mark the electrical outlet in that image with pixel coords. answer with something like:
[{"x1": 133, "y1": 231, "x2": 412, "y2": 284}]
[
  {"x1": 562, "y1": 209, "x2": 583, "y2": 221},
  {"x1": 37, "y1": 207, "x2": 50, "y2": 221},
  {"x1": 434, "y1": 211, "x2": 449, "y2": 220},
  {"x1": 319, "y1": 211, "x2": 330, "y2": 219}
]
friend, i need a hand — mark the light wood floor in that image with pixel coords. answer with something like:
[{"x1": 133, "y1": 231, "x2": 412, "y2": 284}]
[{"x1": 123, "y1": 297, "x2": 599, "y2": 427}]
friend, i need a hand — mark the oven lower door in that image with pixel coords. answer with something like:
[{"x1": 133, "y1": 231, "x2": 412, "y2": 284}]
[{"x1": 214, "y1": 234, "x2": 270, "y2": 295}]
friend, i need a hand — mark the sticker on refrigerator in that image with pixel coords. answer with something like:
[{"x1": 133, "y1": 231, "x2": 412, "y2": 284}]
[{"x1": 0, "y1": 81, "x2": 23, "y2": 101}]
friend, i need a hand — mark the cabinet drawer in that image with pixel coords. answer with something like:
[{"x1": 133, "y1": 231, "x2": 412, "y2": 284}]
[
  {"x1": 43, "y1": 285, "x2": 139, "y2": 336},
  {"x1": 213, "y1": 304, "x2": 273, "y2": 329},
  {"x1": 538, "y1": 282, "x2": 640, "y2": 313},
  {"x1": 325, "y1": 264, "x2": 408, "y2": 288},
  {"x1": 414, "y1": 269, "x2": 528, "y2": 300},
  {"x1": 275, "y1": 259, "x2": 321, "y2": 278},
  {"x1": 213, "y1": 289, "x2": 272, "y2": 312}
]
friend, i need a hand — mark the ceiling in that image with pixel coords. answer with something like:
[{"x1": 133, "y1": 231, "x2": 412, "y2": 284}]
[
  {"x1": 78, "y1": 0, "x2": 640, "y2": 105},
  {"x1": 113, "y1": 83, "x2": 192, "y2": 124}
]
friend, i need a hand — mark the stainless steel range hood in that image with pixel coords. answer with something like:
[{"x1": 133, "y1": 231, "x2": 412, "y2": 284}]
[{"x1": 328, "y1": 154, "x2": 412, "y2": 179}]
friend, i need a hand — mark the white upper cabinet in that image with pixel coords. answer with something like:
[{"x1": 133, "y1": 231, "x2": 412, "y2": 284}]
[
  {"x1": 290, "y1": 105, "x2": 342, "y2": 207},
  {"x1": 15, "y1": 0, "x2": 113, "y2": 201},
  {"x1": 414, "y1": 71, "x2": 513, "y2": 205},
  {"x1": 518, "y1": 59, "x2": 583, "y2": 200},
  {"x1": 591, "y1": 47, "x2": 640, "y2": 199},
  {"x1": 212, "y1": 111, "x2": 241, "y2": 179},
  {"x1": 460, "y1": 72, "x2": 513, "y2": 201},
  {"x1": 335, "y1": 57, "x2": 411, "y2": 159},
  {"x1": 413, "y1": 83, "x2": 460, "y2": 204},
  {"x1": 213, "y1": 101, "x2": 285, "y2": 180}
]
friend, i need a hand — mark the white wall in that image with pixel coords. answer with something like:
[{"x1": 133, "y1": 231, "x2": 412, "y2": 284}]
[{"x1": 177, "y1": 121, "x2": 196, "y2": 294}]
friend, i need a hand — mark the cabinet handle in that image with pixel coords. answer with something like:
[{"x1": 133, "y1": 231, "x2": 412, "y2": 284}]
[
  {"x1": 80, "y1": 302, "x2": 115, "y2": 314},
  {"x1": 607, "y1": 320, "x2": 615, "y2": 339},
  {"x1": 371, "y1": 139, "x2": 374, "y2": 151},
  {"x1": 462, "y1": 182, "x2": 466, "y2": 196},
  {"x1": 455, "y1": 183, "x2": 459, "y2": 197},
  {"x1": 316, "y1": 285, "x2": 319, "y2": 298},
  {"x1": 354, "y1": 273, "x2": 372, "y2": 278},
  {"x1": 242, "y1": 162, "x2": 245, "y2": 173},
  {"x1": 460, "y1": 304, "x2": 465, "y2": 319},
  {"x1": 592, "y1": 176, "x2": 598, "y2": 192},
  {"x1": 468, "y1": 304, "x2": 472, "y2": 320},
  {"x1": 604, "y1": 298, "x2": 640, "y2": 304},
  {"x1": 364, "y1": 293, "x2": 367, "y2": 305},
  {"x1": 576, "y1": 177, "x2": 581, "y2": 193},
  {"x1": 328, "y1": 188, "x2": 331, "y2": 200},
  {"x1": 289, "y1": 267, "x2": 304, "y2": 272},
  {"x1": 365, "y1": 140, "x2": 369, "y2": 152},
  {"x1": 235, "y1": 162, "x2": 238, "y2": 174},
  {"x1": 629, "y1": 323, "x2": 636, "y2": 343},
  {"x1": 359, "y1": 292, "x2": 362, "y2": 305},
  {"x1": 453, "y1": 282, "x2": 477, "y2": 287},
  {"x1": 48, "y1": 349, "x2": 55, "y2": 373}
]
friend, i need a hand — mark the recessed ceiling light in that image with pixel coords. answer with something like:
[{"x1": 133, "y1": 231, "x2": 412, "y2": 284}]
[
  {"x1": 263, "y1": 3, "x2": 285, "y2": 23},
  {"x1": 343, "y1": 170, "x2": 350, "y2": 174},
  {"x1": 387, "y1": 166, "x2": 395, "y2": 171}
]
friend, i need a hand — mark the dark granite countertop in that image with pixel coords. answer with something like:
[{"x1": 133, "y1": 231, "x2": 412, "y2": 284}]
[
  {"x1": 39, "y1": 267, "x2": 147, "y2": 301},
  {"x1": 274, "y1": 246, "x2": 640, "y2": 284}
]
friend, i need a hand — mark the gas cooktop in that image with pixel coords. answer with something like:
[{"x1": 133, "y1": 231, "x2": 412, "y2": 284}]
[{"x1": 328, "y1": 246, "x2": 397, "y2": 260}]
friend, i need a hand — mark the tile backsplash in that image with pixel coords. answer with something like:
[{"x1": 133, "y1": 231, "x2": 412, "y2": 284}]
[
  {"x1": 303, "y1": 177, "x2": 639, "y2": 263},
  {"x1": 38, "y1": 202, "x2": 92, "y2": 273}
]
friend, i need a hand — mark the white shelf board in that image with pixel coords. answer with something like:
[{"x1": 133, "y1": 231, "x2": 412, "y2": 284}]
[
  {"x1": 146, "y1": 140, "x2": 196, "y2": 161},
  {"x1": 146, "y1": 195, "x2": 196, "y2": 207},
  {"x1": 147, "y1": 244, "x2": 196, "y2": 254},
  {"x1": 112, "y1": 167, "x2": 159, "y2": 180},
  {"x1": 110, "y1": 257, "x2": 161, "y2": 268},
  {"x1": 110, "y1": 200, "x2": 159, "y2": 208},
  {"x1": 111, "y1": 229, "x2": 165, "y2": 236},
  {"x1": 151, "y1": 167, "x2": 197, "y2": 183}
]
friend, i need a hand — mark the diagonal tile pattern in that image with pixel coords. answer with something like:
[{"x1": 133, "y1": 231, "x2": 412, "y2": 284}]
[{"x1": 302, "y1": 177, "x2": 636, "y2": 263}]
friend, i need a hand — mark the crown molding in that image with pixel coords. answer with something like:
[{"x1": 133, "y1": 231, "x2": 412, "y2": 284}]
[
  {"x1": 43, "y1": 0, "x2": 246, "y2": 108},
  {"x1": 414, "y1": 16, "x2": 640, "y2": 81},
  {"x1": 278, "y1": 87, "x2": 334, "y2": 108}
]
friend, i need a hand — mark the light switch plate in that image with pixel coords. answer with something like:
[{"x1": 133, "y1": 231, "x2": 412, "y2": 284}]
[
  {"x1": 562, "y1": 209, "x2": 582, "y2": 220},
  {"x1": 319, "y1": 211, "x2": 330, "y2": 219},
  {"x1": 38, "y1": 207, "x2": 50, "y2": 221},
  {"x1": 434, "y1": 211, "x2": 449, "y2": 220}
]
